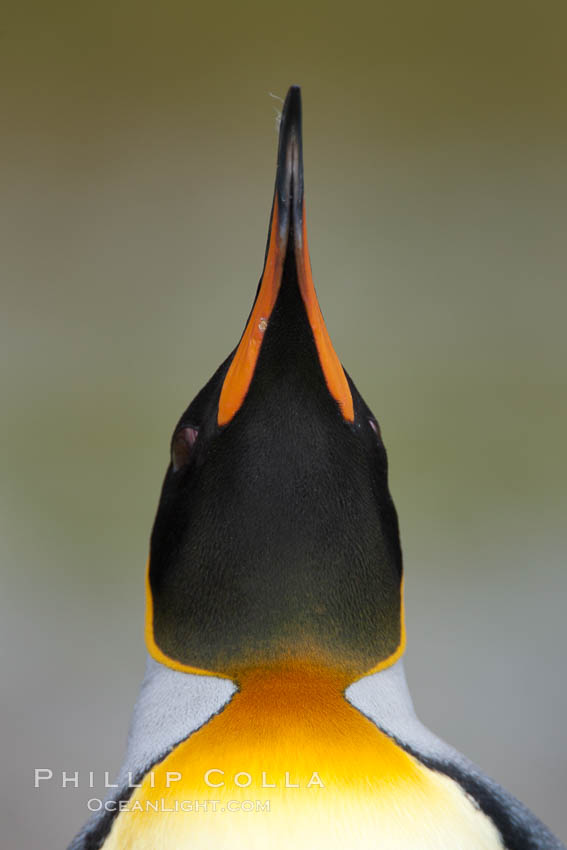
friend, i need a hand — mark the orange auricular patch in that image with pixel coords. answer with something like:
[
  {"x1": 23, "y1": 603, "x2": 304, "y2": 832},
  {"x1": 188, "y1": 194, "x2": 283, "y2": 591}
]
[
  {"x1": 356, "y1": 575, "x2": 407, "y2": 680},
  {"x1": 217, "y1": 198, "x2": 354, "y2": 427},
  {"x1": 144, "y1": 557, "x2": 232, "y2": 679}
]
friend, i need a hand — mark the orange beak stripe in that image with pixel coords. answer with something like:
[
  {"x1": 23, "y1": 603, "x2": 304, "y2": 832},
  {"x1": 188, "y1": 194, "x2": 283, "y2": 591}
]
[
  {"x1": 217, "y1": 198, "x2": 285, "y2": 427},
  {"x1": 217, "y1": 197, "x2": 354, "y2": 427},
  {"x1": 295, "y1": 201, "x2": 354, "y2": 423}
]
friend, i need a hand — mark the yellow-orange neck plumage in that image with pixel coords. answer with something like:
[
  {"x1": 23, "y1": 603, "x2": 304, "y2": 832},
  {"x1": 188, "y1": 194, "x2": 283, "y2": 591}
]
[{"x1": 103, "y1": 663, "x2": 503, "y2": 850}]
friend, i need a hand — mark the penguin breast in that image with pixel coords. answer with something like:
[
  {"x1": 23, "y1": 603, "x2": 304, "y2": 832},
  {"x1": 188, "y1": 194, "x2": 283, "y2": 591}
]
[{"x1": 102, "y1": 664, "x2": 504, "y2": 850}]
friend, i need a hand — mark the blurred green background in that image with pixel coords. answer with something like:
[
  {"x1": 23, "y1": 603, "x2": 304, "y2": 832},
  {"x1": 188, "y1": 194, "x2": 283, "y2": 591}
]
[{"x1": 2, "y1": 1, "x2": 566, "y2": 847}]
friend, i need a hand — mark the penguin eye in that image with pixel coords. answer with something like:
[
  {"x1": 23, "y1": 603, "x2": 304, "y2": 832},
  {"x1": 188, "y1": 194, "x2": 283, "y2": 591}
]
[
  {"x1": 171, "y1": 426, "x2": 198, "y2": 471},
  {"x1": 369, "y1": 419, "x2": 381, "y2": 440}
]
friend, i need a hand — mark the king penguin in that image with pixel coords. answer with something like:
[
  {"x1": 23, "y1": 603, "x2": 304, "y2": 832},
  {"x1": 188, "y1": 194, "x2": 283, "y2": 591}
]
[{"x1": 69, "y1": 86, "x2": 564, "y2": 850}]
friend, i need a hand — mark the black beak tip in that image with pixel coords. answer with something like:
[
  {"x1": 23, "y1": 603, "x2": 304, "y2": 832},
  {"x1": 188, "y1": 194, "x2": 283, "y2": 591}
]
[
  {"x1": 276, "y1": 86, "x2": 304, "y2": 213},
  {"x1": 283, "y1": 85, "x2": 302, "y2": 123}
]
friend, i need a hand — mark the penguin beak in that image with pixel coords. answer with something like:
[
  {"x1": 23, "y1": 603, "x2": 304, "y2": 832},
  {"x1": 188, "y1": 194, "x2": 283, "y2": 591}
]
[{"x1": 217, "y1": 86, "x2": 354, "y2": 427}]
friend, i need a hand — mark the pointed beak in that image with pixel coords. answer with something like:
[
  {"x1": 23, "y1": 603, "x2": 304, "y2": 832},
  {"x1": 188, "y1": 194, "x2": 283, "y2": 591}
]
[
  {"x1": 274, "y1": 84, "x2": 303, "y2": 241},
  {"x1": 218, "y1": 86, "x2": 354, "y2": 426}
]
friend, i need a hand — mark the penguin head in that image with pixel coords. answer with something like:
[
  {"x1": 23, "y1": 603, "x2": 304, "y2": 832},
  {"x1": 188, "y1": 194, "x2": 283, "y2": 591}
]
[{"x1": 147, "y1": 87, "x2": 404, "y2": 680}]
